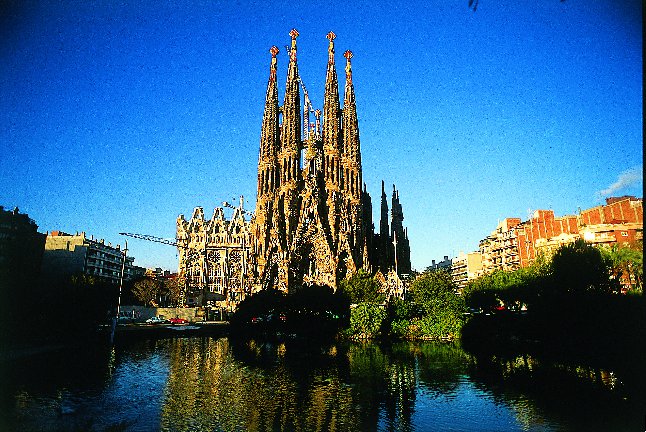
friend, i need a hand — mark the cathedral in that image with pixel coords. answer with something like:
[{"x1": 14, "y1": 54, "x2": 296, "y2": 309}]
[{"x1": 177, "y1": 30, "x2": 410, "y2": 308}]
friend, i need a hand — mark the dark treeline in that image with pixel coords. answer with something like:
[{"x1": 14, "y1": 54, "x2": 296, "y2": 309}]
[
  {"x1": 0, "y1": 271, "x2": 162, "y2": 346},
  {"x1": 460, "y1": 240, "x2": 645, "y2": 396}
]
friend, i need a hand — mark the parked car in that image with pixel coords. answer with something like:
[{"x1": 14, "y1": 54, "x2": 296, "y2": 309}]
[
  {"x1": 116, "y1": 311, "x2": 136, "y2": 324},
  {"x1": 145, "y1": 315, "x2": 168, "y2": 325},
  {"x1": 169, "y1": 317, "x2": 189, "y2": 324}
]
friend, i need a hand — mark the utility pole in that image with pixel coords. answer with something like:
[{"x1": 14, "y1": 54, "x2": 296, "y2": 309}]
[
  {"x1": 117, "y1": 240, "x2": 128, "y2": 319},
  {"x1": 111, "y1": 240, "x2": 128, "y2": 344}
]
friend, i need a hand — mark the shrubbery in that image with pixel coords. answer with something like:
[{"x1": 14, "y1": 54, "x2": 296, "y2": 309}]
[
  {"x1": 230, "y1": 284, "x2": 348, "y2": 338},
  {"x1": 348, "y1": 303, "x2": 386, "y2": 339},
  {"x1": 391, "y1": 270, "x2": 466, "y2": 340},
  {"x1": 231, "y1": 240, "x2": 643, "y2": 344},
  {"x1": 461, "y1": 240, "x2": 645, "y2": 363}
]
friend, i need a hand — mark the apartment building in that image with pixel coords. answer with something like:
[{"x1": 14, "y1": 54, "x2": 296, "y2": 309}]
[
  {"x1": 479, "y1": 196, "x2": 643, "y2": 274},
  {"x1": 578, "y1": 196, "x2": 643, "y2": 247},
  {"x1": 451, "y1": 251, "x2": 483, "y2": 291},
  {"x1": 479, "y1": 218, "x2": 522, "y2": 273},
  {"x1": 41, "y1": 231, "x2": 144, "y2": 284}
]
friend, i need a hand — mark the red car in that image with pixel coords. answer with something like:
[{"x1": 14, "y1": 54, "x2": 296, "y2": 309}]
[{"x1": 169, "y1": 317, "x2": 189, "y2": 324}]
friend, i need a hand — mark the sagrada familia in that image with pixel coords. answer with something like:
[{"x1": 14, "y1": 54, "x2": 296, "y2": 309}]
[{"x1": 177, "y1": 30, "x2": 411, "y2": 308}]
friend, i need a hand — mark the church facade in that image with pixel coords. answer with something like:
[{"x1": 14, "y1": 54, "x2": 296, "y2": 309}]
[{"x1": 177, "y1": 30, "x2": 410, "y2": 307}]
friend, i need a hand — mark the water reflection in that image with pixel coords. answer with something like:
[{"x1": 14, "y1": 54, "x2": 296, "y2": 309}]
[{"x1": 1, "y1": 337, "x2": 642, "y2": 431}]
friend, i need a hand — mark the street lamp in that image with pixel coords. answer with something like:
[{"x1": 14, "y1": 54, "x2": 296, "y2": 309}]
[{"x1": 111, "y1": 240, "x2": 128, "y2": 344}]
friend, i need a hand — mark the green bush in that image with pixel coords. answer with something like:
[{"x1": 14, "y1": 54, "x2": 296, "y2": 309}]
[
  {"x1": 396, "y1": 270, "x2": 466, "y2": 340},
  {"x1": 339, "y1": 269, "x2": 385, "y2": 304},
  {"x1": 390, "y1": 318, "x2": 411, "y2": 338},
  {"x1": 349, "y1": 302, "x2": 387, "y2": 338}
]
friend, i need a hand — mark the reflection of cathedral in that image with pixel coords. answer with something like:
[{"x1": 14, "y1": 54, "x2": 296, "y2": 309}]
[{"x1": 177, "y1": 30, "x2": 410, "y2": 306}]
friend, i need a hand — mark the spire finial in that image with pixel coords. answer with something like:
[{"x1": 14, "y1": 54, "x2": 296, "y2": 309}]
[
  {"x1": 289, "y1": 29, "x2": 299, "y2": 61},
  {"x1": 326, "y1": 31, "x2": 336, "y2": 64},
  {"x1": 344, "y1": 50, "x2": 353, "y2": 82},
  {"x1": 269, "y1": 46, "x2": 279, "y2": 81}
]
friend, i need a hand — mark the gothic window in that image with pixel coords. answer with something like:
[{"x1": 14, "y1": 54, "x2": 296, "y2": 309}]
[{"x1": 188, "y1": 264, "x2": 201, "y2": 288}]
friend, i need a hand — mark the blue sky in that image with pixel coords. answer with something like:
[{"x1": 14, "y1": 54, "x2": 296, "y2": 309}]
[{"x1": 1, "y1": 1, "x2": 642, "y2": 271}]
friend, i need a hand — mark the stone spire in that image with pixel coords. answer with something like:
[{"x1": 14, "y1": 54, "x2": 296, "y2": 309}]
[
  {"x1": 378, "y1": 179, "x2": 392, "y2": 273},
  {"x1": 281, "y1": 29, "x2": 301, "y2": 164},
  {"x1": 342, "y1": 50, "x2": 361, "y2": 201},
  {"x1": 258, "y1": 46, "x2": 280, "y2": 198},
  {"x1": 278, "y1": 29, "x2": 302, "y2": 252},
  {"x1": 322, "y1": 31, "x2": 341, "y2": 191},
  {"x1": 391, "y1": 184, "x2": 411, "y2": 275},
  {"x1": 380, "y1": 180, "x2": 389, "y2": 239}
]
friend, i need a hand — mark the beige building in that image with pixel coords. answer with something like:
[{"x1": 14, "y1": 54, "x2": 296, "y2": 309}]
[
  {"x1": 451, "y1": 251, "x2": 483, "y2": 291},
  {"x1": 41, "y1": 231, "x2": 143, "y2": 284},
  {"x1": 479, "y1": 218, "x2": 522, "y2": 273},
  {"x1": 533, "y1": 232, "x2": 581, "y2": 261}
]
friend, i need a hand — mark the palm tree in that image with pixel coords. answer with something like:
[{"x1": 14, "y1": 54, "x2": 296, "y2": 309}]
[{"x1": 601, "y1": 243, "x2": 643, "y2": 293}]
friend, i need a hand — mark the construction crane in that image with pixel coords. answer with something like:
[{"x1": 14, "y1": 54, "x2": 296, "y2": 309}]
[
  {"x1": 119, "y1": 231, "x2": 217, "y2": 307},
  {"x1": 119, "y1": 232, "x2": 186, "y2": 248},
  {"x1": 119, "y1": 196, "x2": 252, "y2": 309},
  {"x1": 284, "y1": 44, "x2": 318, "y2": 141},
  {"x1": 299, "y1": 77, "x2": 317, "y2": 141}
]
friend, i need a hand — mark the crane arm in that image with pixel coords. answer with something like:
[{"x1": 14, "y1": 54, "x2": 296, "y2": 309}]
[{"x1": 119, "y1": 232, "x2": 186, "y2": 248}]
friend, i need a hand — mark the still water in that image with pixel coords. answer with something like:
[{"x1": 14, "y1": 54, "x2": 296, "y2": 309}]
[{"x1": 1, "y1": 336, "x2": 643, "y2": 431}]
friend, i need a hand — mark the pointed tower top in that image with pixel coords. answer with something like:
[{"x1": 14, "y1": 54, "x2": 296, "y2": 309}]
[
  {"x1": 269, "y1": 46, "x2": 279, "y2": 81},
  {"x1": 327, "y1": 31, "x2": 336, "y2": 64},
  {"x1": 344, "y1": 50, "x2": 353, "y2": 83},
  {"x1": 289, "y1": 29, "x2": 299, "y2": 61}
]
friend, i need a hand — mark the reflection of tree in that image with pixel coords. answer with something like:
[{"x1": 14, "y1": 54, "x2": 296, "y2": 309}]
[
  {"x1": 412, "y1": 342, "x2": 469, "y2": 398},
  {"x1": 467, "y1": 354, "x2": 643, "y2": 431},
  {"x1": 161, "y1": 339, "x2": 599, "y2": 431}
]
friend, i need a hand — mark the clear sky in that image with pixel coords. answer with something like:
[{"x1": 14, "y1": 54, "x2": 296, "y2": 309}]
[{"x1": 1, "y1": 1, "x2": 642, "y2": 272}]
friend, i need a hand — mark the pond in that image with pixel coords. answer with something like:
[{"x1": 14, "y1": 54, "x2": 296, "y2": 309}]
[{"x1": 0, "y1": 336, "x2": 642, "y2": 431}]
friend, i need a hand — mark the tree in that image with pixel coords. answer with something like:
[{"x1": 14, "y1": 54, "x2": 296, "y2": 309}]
[
  {"x1": 162, "y1": 275, "x2": 185, "y2": 306},
  {"x1": 339, "y1": 269, "x2": 384, "y2": 304},
  {"x1": 600, "y1": 242, "x2": 643, "y2": 293},
  {"x1": 406, "y1": 270, "x2": 466, "y2": 339},
  {"x1": 550, "y1": 239, "x2": 613, "y2": 294},
  {"x1": 131, "y1": 277, "x2": 162, "y2": 306},
  {"x1": 409, "y1": 270, "x2": 462, "y2": 316},
  {"x1": 462, "y1": 257, "x2": 550, "y2": 310},
  {"x1": 350, "y1": 303, "x2": 387, "y2": 338},
  {"x1": 230, "y1": 288, "x2": 286, "y2": 329}
]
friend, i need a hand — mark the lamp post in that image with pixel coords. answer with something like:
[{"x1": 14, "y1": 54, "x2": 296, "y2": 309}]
[
  {"x1": 111, "y1": 240, "x2": 128, "y2": 344},
  {"x1": 117, "y1": 240, "x2": 128, "y2": 320}
]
